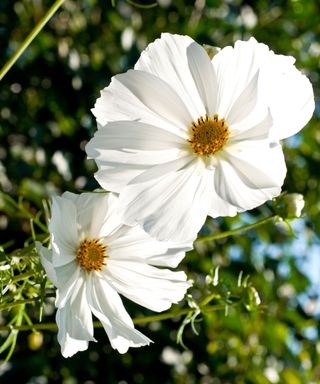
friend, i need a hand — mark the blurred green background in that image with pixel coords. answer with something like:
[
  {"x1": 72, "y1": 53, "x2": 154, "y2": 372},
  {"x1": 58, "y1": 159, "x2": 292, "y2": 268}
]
[{"x1": 1, "y1": 0, "x2": 320, "y2": 383}]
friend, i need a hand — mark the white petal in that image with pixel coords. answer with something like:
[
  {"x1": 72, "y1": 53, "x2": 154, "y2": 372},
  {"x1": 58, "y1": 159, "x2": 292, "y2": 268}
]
[
  {"x1": 260, "y1": 52, "x2": 314, "y2": 140},
  {"x1": 57, "y1": 311, "x2": 89, "y2": 358},
  {"x1": 85, "y1": 121, "x2": 188, "y2": 193},
  {"x1": 92, "y1": 163, "x2": 148, "y2": 194},
  {"x1": 36, "y1": 242, "x2": 58, "y2": 286},
  {"x1": 213, "y1": 37, "x2": 269, "y2": 119},
  {"x1": 129, "y1": 155, "x2": 193, "y2": 184},
  {"x1": 107, "y1": 224, "x2": 191, "y2": 268},
  {"x1": 49, "y1": 196, "x2": 78, "y2": 266},
  {"x1": 213, "y1": 37, "x2": 314, "y2": 139},
  {"x1": 226, "y1": 71, "x2": 261, "y2": 126},
  {"x1": 105, "y1": 260, "x2": 190, "y2": 312},
  {"x1": 51, "y1": 246, "x2": 76, "y2": 268},
  {"x1": 55, "y1": 261, "x2": 80, "y2": 306},
  {"x1": 184, "y1": 37, "x2": 218, "y2": 116},
  {"x1": 87, "y1": 275, "x2": 151, "y2": 353},
  {"x1": 207, "y1": 184, "x2": 239, "y2": 218},
  {"x1": 135, "y1": 33, "x2": 206, "y2": 119},
  {"x1": 56, "y1": 276, "x2": 95, "y2": 358},
  {"x1": 214, "y1": 141, "x2": 286, "y2": 211},
  {"x1": 93, "y1": 69, "x2": 192, "y2": 134},
  {"x1": 150, "y1": 245, "x2": 192, "y2": 268},
  {"x1": 87, "y1": 121, "x2": 186, "y2": 151},
  {"x1": 92, "y1": 77, "x2": 184, "y2": 134},
  {"x1": 62, "y1": 191, "x2": 121, "y2": 239},
  {"x1": 119, "y1": 159, "x2": 211, "y2": 242},
  {"x1": 229, "y1": 109, "x2": 273, "y2": 142}
]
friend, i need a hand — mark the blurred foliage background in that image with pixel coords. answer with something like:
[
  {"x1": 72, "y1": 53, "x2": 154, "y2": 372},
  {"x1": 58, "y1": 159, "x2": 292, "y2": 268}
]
[{"x1": 1, "y1": 0, "x2": 320, "y2": 383}]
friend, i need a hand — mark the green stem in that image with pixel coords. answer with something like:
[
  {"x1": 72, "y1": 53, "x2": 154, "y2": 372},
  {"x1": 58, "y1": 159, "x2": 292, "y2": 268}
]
[
  {"x1": 133, "y1": 308, "x2": 191, "y2": 324},
  {"x1": 125, "y1": 0, "x2": 158, "y2": 9},
  {"x1": 1, "y1": 271, "x2": 37, "y2": 288},
  {"x1": 0, "y1": 302, "x2": 228, "y2": 332},
  {"x1": 196, "y1": 215, "x2": 277, "y2": 243},
  {"x1": 0, "y1": 292, "x2": 56, "y2": 312},
  {"x1": 0, "y1": 298, "x2": 41, "y2": 312},
  {"x1": 0, "y1": 0, "x2": 66, "y2": 81},
  {"x1": 199, "y1": 292, "x2": 221, "y2": 307},
  {"x1": 0, "y1": 191, "x2": 48, "y2": 233}
]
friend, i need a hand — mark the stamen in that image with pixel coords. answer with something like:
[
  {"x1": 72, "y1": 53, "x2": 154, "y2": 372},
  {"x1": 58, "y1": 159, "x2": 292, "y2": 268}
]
[
  {"x1": 76, "y1": 238, "x2": 108, "y2": 272},
  {"x1": 188, "y1": 113, "x2": 229, "y2": 156}
]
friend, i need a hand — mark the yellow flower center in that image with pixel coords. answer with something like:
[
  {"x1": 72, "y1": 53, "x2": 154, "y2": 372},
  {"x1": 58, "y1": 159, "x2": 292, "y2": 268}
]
[
  {"x1": 76, "y1": 238, "x2": 107, "y2": 272},
  {"x1": 188, "y1": 114, "x2": 229, "y2": 156}
]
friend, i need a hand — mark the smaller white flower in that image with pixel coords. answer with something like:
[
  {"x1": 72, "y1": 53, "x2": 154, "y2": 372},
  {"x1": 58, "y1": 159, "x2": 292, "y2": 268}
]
[{"x1": 37, "y1": 192, "x2": 191, "y2": 357}]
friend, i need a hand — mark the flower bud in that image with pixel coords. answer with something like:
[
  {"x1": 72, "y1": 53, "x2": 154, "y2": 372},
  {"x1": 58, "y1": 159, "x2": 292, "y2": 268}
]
[
  {"x1": 274, "y1": 193, "x2": 305, "y2": 219},
  {"x1": 28, "y1": 332, "x2": 44, "y2": 350}
]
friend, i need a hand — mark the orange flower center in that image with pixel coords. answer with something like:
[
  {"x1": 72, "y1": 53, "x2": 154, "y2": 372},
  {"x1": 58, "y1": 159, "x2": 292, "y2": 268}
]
[
  {"x1": 76, "y1": 238, "x2": 107, "y2": 272},
  {"x1": 188, "y1": 114, "x2": 229, "y2": 156}
]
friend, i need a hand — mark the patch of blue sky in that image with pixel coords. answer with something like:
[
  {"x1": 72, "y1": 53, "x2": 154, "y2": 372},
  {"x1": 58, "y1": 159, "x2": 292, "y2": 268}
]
[
  {"x1": 286, "y1": 330, "x2": 303, "y2": 355},
  {"x1": 285, "y1": 134, "x2": 303, "y2": 148},
  {"x1": 228, "y1": 245, "x2": 243, "y2": 261},
  {"x1": 302, "y1": 326, "x2": 318, "y2": 341},
  {"x1": 250, "y1": 217, "x2": 320, "y2": 318}
]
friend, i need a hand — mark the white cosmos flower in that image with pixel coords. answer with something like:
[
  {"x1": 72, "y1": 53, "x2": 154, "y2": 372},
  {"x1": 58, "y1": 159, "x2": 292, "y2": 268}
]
[
  {"x1": 37, "y1": 191, "x2": 191, "y2": 358},
  {"x1": 86, "y1": 33, "x2": 314, "y2": 242}
]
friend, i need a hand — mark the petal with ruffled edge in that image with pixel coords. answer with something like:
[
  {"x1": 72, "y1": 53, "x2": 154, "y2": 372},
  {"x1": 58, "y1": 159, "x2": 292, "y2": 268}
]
[
  {"x1": 212, "y1": 38, "x2": 269, "y2": 121},
  {"x1": 56, "y1": 316, "x2": 89, "y2": 358},
  {"x1": 56, "y1": 275, "x2": 95, "y2": 358},
  {"x1": 55, "y1": 261, "x2": 80, "y2": 306},
  {"x1": 213, "y1": 140, "x2": 286, "y2": 212},
  {"x1": 135, "y1": 33, "x2": 212, "y2": 120},
  {"x1": 118, "y1": 158, "x2": 212, "y2": 242},
  {"x1": 103, "y1": 260, "x2": 190, "y2": 312},
  {"x1": 86, "y1": 120, "x2": 189, "y2": 193},
  {"x1": 213, "y1": 37, "x2": 314, "y2": 140},
  {"x1": 229, "y1": 109, "x2": 273, "y2": 143},
  {"x1": 36, "y1": 242, "x2": 58, "y2": 286},
  {"x1": 87, "y1": 274, "x2": 151, "y2": 354},
  {"x1": 61, "y1": 191, "x2": 121, "y2": 239},
  {"x1": 49, "y1": 196, "x2": 78, "y2": 267},
  {"x1": 92, "y1": 69, "x2": 193, "y2": 136},
  {"x1": 107, "y1": 224, "x2": 191, "y2": 268},
  {"x1": 260, "y1": 51, "x2": 314, "y2": 140}
]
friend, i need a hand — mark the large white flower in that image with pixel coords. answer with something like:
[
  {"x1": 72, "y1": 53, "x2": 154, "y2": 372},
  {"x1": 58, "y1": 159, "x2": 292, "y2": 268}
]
[
  {"x1": 86, "y1": 34, "x2": 314, "y2": 242},
  {"x1": 37, "y1": 192, "x2": 191, "y2": 358}
]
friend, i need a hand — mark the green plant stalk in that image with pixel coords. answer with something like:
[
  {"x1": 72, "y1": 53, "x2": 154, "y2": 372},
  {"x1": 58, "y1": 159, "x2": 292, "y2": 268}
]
[
  {"x1": 1, "y1": 271, "x2": 36, "y2": 288},
  {"x1": 0, "y1": 292, "x2": 56, "y2": 312},
  {"x1": 0, "y1": 298, "x2": 41, "y2": 312},
  {"x1": 196, "y1": 215, "x2": 278, "y2": 243},
  {"x1": 125, "y1": 0, "x2": 158, "y2": 9},
  {"x1": 0, "y1": 300, "x2": 230, "y2": 332},
  {"x1": 0, "y1": 304, "x2": 25, "y2": 361},
  {"x1": 0, "y1": 0, "x2": 66, "y2": 81},
  {"x1": 0, "y1": 191, "x2": 48, "y2": 233}
]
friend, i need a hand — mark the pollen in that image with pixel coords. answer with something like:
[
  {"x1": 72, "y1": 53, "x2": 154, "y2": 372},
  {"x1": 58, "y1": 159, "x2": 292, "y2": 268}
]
[
  {"x1": 76, "y1": 238, "x2": 108, "y2": 272},
  {"x1": 188, "y1": 114, "x2": 229, "y2": 156}
]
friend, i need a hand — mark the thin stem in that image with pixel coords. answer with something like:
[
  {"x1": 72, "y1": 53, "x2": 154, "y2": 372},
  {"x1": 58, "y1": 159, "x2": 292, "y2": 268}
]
[
  {"x1": 0, "y1": 191, "x2": 48, "y2": 233},
  {"x1": 125, "y1": 0, "x2": 158, "y2": 9},
  {"x1": 0, "y1": 298, "x2": 41, "y2": 312},
  {"x1": 0, "y1": 322, "x2": 58, "y2": 332},
  {"x1": 199, "y1": 292, "x2": 221, "y2": 307},
  {"x1": 196, "y1": 215, "x2": 277, "y2": 243},
  {"x1": 0, "y1": 292, "x2": 56, "y2": 312},
  {"x1": 0, "y1": 302, "x2": 228, "y2": 332},
  {"x1": 0, "y1": 0, "x2": 66, "y2": 81},
  {"x1": 133, "y1": 308, "x2": 191, "y2": 324},
  {"x1": 1, "y1": 271, "x2": 37, "y2": 288}
]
